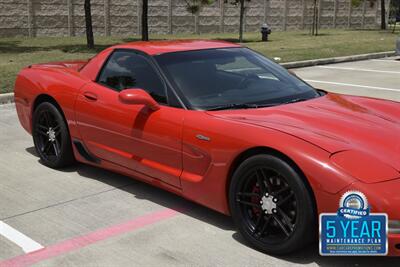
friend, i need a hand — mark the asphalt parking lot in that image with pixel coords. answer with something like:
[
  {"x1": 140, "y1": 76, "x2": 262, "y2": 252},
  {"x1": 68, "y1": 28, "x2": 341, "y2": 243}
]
[
  {"x1": 294, "y1": 57, "x2": 400, "y2": 102},
  {"x1": 1, "y1": 57, "x2": 400, "y2": 267}
]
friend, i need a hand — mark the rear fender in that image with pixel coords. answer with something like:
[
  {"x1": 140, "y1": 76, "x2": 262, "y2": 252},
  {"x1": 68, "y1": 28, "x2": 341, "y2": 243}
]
[{"x1": 14, "y1": 67, "x2": 89, "y2": 139}]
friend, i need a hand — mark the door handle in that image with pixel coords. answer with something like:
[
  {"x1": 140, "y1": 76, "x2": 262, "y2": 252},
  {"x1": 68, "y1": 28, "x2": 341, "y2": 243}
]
[{"x1": 83, "y1": 92, "x2": 97, "y2": 101}]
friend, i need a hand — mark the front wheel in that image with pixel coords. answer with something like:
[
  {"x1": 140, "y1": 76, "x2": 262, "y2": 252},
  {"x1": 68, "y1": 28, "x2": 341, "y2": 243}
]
[
  {"x1": 229, "y1": 154, "x2": 316, "y2": 255},
  {"x1": 32, "y1": 102, "x2": 75, "y2": 168}
]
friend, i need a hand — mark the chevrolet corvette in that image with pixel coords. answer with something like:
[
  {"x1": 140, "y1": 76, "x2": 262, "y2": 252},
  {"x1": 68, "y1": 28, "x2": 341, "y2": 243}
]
[{"x1": 14, "y1": 40, "x2": 400, "y2": 255}]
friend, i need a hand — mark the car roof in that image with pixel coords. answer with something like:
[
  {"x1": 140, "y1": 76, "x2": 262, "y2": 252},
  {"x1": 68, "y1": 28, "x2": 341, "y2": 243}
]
[{"x1": 111, "y1": 40, "x2": 242, "y2": 55}]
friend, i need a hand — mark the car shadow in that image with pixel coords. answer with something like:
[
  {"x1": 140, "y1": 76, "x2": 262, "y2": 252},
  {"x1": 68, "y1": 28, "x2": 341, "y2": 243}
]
[
  {"x1": 25, "y1": 147, "x2": 233, "y2": 232},
  {"x1": 25, "y1": 147, "x2": 400, "y2": 266}
]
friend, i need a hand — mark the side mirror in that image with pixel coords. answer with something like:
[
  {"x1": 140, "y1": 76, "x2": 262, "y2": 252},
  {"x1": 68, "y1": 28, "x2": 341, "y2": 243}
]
[{"x1": 119, "y1": 89, "x2": 160, "y2": 111}]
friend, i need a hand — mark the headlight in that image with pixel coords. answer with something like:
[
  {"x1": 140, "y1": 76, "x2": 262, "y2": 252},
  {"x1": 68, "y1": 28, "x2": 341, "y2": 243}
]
[
  {"x1": 330, "y1": 150, "x2": 400, "y2": 183},
  {"x1": 389, "y1": 220, "x2": 400, "y2": 234}
]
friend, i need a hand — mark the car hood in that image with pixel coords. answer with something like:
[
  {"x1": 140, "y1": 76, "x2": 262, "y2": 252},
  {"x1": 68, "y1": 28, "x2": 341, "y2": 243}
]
[{"x1": 207, "y1": 93, "x2": 400, "y2": 170}]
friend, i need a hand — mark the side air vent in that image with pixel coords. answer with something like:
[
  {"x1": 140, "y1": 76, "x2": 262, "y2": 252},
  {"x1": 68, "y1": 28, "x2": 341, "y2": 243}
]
[{"x1": 73, "y1": 140, "x2": 100, "y2": 164}]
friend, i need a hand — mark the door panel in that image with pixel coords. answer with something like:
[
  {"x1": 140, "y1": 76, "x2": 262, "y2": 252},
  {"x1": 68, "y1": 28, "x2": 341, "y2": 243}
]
[{"x1": 75, "y1": 82, "x2": 184, "y2": 188}]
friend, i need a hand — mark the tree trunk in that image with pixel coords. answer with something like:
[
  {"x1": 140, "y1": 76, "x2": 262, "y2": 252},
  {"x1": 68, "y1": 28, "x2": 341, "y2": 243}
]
[
  {"x1": 239, "y1": 0, "x2": 245, "y2": 42},
  {"x1": 311, "y1": 0, "x2": 316, "y2": 35},
  {"x1": 381, "y1": 0, "x2": 386, "y2": 29},
  {"x1": 142, "y1": 0, "x2": 149, "y2": 41},
  {"x1": 84, "y1": 0, "x2": 94, "y2": 49},
  {"x1": 315, "y1": 0, "x2": 319, "y2": 36}
]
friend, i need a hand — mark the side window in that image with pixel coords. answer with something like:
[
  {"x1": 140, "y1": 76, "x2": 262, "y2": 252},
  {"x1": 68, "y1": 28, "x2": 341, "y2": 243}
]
[{"x1": 98, "y1": 50, "x2": 167, "y2": 104}]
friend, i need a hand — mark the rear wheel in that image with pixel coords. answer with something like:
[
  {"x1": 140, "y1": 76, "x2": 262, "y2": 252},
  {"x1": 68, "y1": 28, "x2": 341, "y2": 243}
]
[
  {"x1": 229, "y1": 154, "x2": 316, "y2": 255},
  {"x1": 32, "y1": 102, "x2": 75, "y2": 168}
]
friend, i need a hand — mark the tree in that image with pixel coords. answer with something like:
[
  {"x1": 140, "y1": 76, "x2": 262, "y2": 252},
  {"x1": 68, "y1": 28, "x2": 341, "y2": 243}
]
[
  {"x1": 310, "y1": 0, "x2": 319, "y2": 36},
  {"x1": 84, "y1": 0, "x2": 94, "y2": 49},
  {"x1": 140, "y1": 0, "x2": 212, "y2": 41},
  {"x1": 391, "y1": 0, "x2": 400, "y2": 16},
  {"x1": 142, "y1": 0, "x2": 149, "y2": 41},
  {"x1": 351, "y1": 0, "x2": 387, "y2": 30},
  {"x1": 381, "y1": 0, "x2": 387, "y2": 29},
  {"x1": 225, "y1": 0, "x2": 250, "y2": 42},
  {"x1": 185, "y1": 0, "x2": 214, "y2": 14},
  {"x1": 185, "y1": 0, "x2": 214, "y2": 34}
]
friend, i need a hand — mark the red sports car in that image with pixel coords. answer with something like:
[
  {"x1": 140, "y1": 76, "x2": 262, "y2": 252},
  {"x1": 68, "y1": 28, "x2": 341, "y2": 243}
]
[{"x1": 14, "y1": 40, "x2": 400, "y2": 256}]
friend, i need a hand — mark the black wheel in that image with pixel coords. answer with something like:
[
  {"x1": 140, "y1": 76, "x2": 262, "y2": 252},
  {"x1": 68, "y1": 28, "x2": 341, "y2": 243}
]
[
  {"x1": 32, "y1": 102, "x2": 75, "y2": 168},
  {"x1": 229, "y1": 154, "x2": 316, "y2": 255}
]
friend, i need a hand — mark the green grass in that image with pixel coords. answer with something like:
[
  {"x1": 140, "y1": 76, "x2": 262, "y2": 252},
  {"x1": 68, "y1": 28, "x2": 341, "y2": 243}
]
[{"x1": 1, "y1": 29, "x2": 398, "y2": 93}]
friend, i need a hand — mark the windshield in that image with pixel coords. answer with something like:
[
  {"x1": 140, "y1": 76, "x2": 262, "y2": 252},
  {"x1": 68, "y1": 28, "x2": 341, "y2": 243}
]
[{"x1": 155, "y1": 48, "x2": 320, "y2": 110}]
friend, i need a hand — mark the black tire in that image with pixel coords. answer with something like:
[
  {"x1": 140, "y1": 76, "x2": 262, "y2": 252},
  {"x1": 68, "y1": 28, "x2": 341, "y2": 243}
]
[
  {"x1": 229, "y1": 154, "x2": 316, "y2": 255},
  {"x1": 32, "y1": 102, "x2": 75, "y2": 168}
]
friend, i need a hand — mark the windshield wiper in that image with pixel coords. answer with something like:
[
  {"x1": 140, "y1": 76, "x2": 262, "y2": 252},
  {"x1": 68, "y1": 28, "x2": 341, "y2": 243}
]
[
  {"x1": 206, "y1": 103, "x2": 278, "y2": 111},
  {"x1": 206, "y1": 103, "x2": 258, "y2": 111},
  {"x1": 206, "y1": 98, "x2": 312, "y2": 111},
  {"x1": 282, "y1": 98, "x2": 310, "y2": 104}
]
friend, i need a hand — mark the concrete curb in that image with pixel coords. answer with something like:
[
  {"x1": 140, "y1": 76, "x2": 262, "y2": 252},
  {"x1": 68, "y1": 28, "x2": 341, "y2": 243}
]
[
  {"x1": 281, "y1": 51, "x2": 396, "y2": 69},
  {"x1": 0, "y1": 93, "x2": 14, "y2": 105},
  {"x1": 0, "y1": 51, "x2": 397, "y2": 105}
]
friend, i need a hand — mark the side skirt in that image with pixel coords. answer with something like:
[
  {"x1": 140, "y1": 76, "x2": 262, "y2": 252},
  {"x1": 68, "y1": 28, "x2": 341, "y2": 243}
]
[{"x1": 73, "y1": 139, "x2": 101, "y2": 164}]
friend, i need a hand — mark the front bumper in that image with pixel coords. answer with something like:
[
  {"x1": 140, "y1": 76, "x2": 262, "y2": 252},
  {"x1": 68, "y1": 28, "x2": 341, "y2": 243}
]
[
  {"x1": 388, "y1": 234, "x2": 400, "y2": 256},
  {"x1": 316, "y1": 177, "x2": 400, "y2": 256},
  {"x1": 343, "y1": 179, "x2": 400, "y2": 256}
]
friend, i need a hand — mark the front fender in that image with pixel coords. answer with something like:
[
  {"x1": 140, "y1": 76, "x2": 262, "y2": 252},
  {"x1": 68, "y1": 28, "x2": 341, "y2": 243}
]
[{"x1": 180, "y1": 111, "x2": 356, "y2": 215}]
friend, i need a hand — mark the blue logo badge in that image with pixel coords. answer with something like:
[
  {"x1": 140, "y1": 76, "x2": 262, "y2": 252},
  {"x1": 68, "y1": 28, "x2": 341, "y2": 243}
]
[{"x1": 319, "y1": 191, "x2": 388, "y2": 256}]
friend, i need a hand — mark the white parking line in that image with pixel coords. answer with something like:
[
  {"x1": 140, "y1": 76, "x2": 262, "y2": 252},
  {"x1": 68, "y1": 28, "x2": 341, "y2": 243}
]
[
  {"x1": 0, "y1": 221, "x2": 44, "y2": 253},
  {"x1": 317, "y1": 66, "x2": 400, "y2": 74},
  {"x1": 304, "y1": 79, "x2": 400, "y2": 92},
  {"x1": 371, "y1": 59, "x2": 400, "y2": 62}
]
